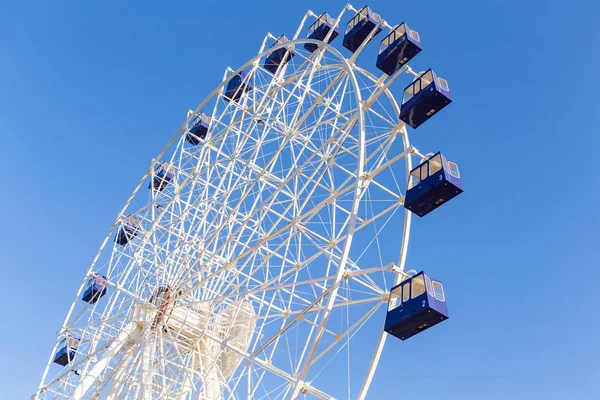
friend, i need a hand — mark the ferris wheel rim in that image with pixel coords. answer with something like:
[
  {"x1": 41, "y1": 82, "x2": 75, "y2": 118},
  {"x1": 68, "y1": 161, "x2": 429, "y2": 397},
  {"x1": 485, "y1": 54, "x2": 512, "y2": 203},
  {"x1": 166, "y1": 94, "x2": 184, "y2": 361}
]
[{"x1": 36, "y1": 31, "x2": 417, "y2": 400}]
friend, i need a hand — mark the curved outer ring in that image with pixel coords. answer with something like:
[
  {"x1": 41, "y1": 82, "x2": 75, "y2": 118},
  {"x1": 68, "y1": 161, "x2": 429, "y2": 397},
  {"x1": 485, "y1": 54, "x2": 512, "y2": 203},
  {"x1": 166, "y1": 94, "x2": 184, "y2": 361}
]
[{"x1": 36, "y1": 38, "x2": 413, "y2": 399}]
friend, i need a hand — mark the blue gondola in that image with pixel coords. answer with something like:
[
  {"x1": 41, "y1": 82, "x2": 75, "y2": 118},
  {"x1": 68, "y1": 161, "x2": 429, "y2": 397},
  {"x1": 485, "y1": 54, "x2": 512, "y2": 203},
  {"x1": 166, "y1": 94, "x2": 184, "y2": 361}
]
[
  {"x1": 149, "y1": 162, "x2": 175, "y2": 192},
  {"x1": 342, "y1": 6, "x2": 382, "y2": 53},
  {"x1": 224, "y1": 71, "x2": 252, "y2": 103},
  {"x1": 186, "y1": 112, "x2": 211, "y2": 145},
  {"x1": 304, "y1": 13, "x2": 340, "y2": 53},
  {"x1": 376, "y1": 23, "x2": 421, "y2": 76},
  {"x1": 400, "y1": 69, "x2": 451, "y2": 129},
  {"x1": 404, "y1": 152, "x2": 463, "y2": 217},
  {"x1": 264, "y1": 35, "x2": 295, "y2": 74},
  {"x1": 115, "y1": 216, "x2": 141, "y2": 245},
  {"x1": 81, "y1": 273, "x2": 107, "y2": 304},
  {"x1": 385, "y1": 272, "x2": 448, "y2": 341},
  {"x1": 53, "y1": 336, "x2": 80, "y2": 366}
]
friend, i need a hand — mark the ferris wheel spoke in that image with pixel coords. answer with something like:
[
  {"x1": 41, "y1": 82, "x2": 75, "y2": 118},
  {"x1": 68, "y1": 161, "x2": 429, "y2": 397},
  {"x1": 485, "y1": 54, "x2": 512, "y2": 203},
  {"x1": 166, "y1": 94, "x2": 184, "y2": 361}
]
[
  {"x1": 309, "y1": 300, "x2": 381, "y2": 368},
  {"x1": 102, "y1": 341, "x2": 138, "y2": 400},
  {"x1": 114, "y1": 350, "x2": 144, "y2": 399},
  {"x1": 188, "y1": 203, "x2": 350, "y2": 310},
  {"x1": 169, "y1": 66, "x2": 356, "y2": 288},
  {"x1": 176, "y1": 129, "x2": 354, "y2": 301},
  {"x1": 40, "y1": 345, "x2": 105, "y2": 398}
]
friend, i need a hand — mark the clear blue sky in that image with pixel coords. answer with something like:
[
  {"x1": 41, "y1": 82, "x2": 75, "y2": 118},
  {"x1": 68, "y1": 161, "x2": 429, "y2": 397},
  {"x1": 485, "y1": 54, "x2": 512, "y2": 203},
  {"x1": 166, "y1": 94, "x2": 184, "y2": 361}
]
[{"x1": 1, "y1": 0, "x2": 599, "y2": 398}]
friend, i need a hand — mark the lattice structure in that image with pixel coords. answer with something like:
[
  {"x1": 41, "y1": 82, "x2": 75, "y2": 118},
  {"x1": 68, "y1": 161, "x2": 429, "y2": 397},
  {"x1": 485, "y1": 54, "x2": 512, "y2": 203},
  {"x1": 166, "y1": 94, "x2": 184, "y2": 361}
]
[{"x1": 34, "y1": 4, "x2": 461, "y2": 400}]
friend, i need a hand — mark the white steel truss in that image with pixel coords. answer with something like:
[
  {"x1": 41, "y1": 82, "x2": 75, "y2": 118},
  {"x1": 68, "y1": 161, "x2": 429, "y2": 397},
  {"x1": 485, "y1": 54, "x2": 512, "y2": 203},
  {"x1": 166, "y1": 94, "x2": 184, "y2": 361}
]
[{"x1": 34, "y1": 4, "x2": 437, "y2": 400}]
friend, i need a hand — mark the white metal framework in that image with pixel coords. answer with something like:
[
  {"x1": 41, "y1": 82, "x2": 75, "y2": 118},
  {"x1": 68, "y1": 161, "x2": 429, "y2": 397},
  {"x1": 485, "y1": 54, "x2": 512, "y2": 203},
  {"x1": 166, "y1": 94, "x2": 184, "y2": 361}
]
[{"x1": 34, "y1": 4, "x2": 436, "y2": 399}]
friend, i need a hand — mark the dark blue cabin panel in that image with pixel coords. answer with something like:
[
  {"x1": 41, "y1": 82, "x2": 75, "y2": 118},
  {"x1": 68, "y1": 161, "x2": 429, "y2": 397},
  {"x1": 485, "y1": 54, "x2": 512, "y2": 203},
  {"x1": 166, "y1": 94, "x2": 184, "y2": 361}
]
[
  {"x1": 149, "y1": 162, "x2": 175, "y2": 192},
  {"x1": 115, "y1": 216, "x2": 141, "y2": 246},
  {"x1": 264, "y1": 35, "x2": 295, "y2": 74},
  {"x1": 53, "y1": 348, "x2": 72, "y2": 366},
  {"x1": 187, "y1": 112, "x2": 210, "y2": 145},
  {"x1": 342, "y1": 6, "x2": 382, "y2": 53},
  {"x1": 376, "y1": 23, "x2": 421, "y2": 76},
  {"x1": 53, "y1": 336, "x2": 80, "y2": 366},
  {"x1": 81, "y1": 273, "x2": 108, "y2": 304},
  {"x1": 400, "y1": 69, "x2": 451, "y2": 128},
  {"x1": 404, "y1": 153, "x2": 463, "y2": 217},
  {"x1": 224, "y1": 71, "x2": 253, "y2": 103},
  {"x1": 385, "y1": 272, "x2": 448, "y2": 341},
  {"x1": 304, "y1": 13, "x2": 340, "y2": 53}
]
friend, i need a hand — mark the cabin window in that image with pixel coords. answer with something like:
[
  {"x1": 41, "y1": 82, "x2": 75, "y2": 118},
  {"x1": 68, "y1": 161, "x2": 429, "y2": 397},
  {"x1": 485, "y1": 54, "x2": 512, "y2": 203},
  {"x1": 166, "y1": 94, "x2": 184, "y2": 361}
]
[
  {"x1": 165, "y1": 163, "x2": 174, "y2": 173},
  {"x1": 402, "y1": 82, "x2": 416, "y2": 104},
  {"x1": 420, "y1": 71, "x2": 433, "y2": 88},
  {"x1": 412, "y1": 275, "x2": 425, "y2": 298},
  {"x1": 124, "y1": 216, "x2": 139, "y2": 227},
  {"x1": 420, "y1": 163, "x2": 428, "y2": 181},
  {"x1": 62, "y1": 336, "x2": 80, "y2": 349},
  {"x1": 402, "y1": 88, "x2": 413, "y2": 104},
  {"x1": 409, "y1": 29, "x2": 420, "y2": 41},
  {"x1": 413, "y1": 79, "x2": 422, "y2": 95},
  {"x1": 388, "y1": 286, "x2": 402, "y2": 311},
  {"x1": 395, "y1": 24, "x2": 406, "y2": 37},
  {"x1": 408, "y1": 175, "x2": 419, "y2": 190},
  {"x1": 402, "y1": 282, "x2": 410, "y2": 303},
  {"x1": 315, "y1": 14, "x2": 329, "y2": 29},
  {"x1": 425, "y1": 275, "x2": 433, "y2": 295},
  {"x1": 432, "y1": 281, "x2": 445, "y2": 301},
  {"x1": 90, "y1": 275, "x2": 105, "y2": 286},
  {"x1": 448, "y1": 162, "x2": 460, "y2": 178},
  {"x1": 403, "y1": 76, "x2": 426, "y2": 104},
  {"x1": 440, "y1": 154, "x2": 448, "y2": 169},
  {"x1": 346, "y1": 15, "x2": 359, "y2": 33},
  {"x1": 380, "y1": 24, "x2": 405, "y2": 53},
  {"x1": 379, "y1": 36, "x2": 390, "y2": 53},
  {"x1": 408, "y1": 168, "x2": 420, "y2": 189},
  {"x1": 429, "y1": 155, "x2": 442, "y2": 175},
  {"x1": 436, "y1": 77, "x2": 449, "y2": 91}
]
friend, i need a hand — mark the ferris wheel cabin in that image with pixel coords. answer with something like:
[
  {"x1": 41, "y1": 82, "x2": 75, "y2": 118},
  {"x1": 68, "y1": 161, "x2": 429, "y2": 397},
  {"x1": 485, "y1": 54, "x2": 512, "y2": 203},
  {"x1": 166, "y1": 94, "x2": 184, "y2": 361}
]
[
  {"x1": 53, "y1": 336, "x2": 80, "y2": 366},
  {"x1": 264, "y1": 35, "x2": 295, "y2": 74},
  {"x1": 224, "y1": 70, "x2": 253, "y2": 103},
  {"x1": 400, "y1": 69, "x2": 451, "y2": 129},
  {"x1": 304, "y1": 13, "x2": 340, "y2": 53},
  {"x1": 81, "y1": 273, "x2": 107, "y2": 304},
  {"x1": 342, "y1": 6, "x2": 382, "y2": 53},
  {"x1": 149, "y1": 162, "x2": 175, "y2": 192},
  {"x1": 404, "y1": 153, "x2": 463, "y2": 217},
  {"x1": 115, "y1": 216, "x2": 141, "y2": 245},
  {"x1": 385, "y1": 272, "x2": 448, "y2": 341},
  {"x1": 376, "y1": 23, "x2": 422, "y2": 76},
  {"x1": 186, "y1": 112, "x2": 211, "y2": 145}
]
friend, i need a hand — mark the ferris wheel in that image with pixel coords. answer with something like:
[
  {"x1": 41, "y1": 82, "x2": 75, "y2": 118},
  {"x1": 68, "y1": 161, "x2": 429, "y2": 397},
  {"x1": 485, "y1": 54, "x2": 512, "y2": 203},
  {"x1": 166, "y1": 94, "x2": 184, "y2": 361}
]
[{"x1": 34, "y1": 4, "x2": 463, "y2": 400}]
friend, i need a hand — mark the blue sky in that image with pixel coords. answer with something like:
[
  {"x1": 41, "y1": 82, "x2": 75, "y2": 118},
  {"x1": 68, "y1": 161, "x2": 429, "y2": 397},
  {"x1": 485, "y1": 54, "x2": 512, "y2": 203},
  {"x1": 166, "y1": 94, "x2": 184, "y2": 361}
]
[{"x1": 1, "y1": 0, "x2": 599, "y2": 398}]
